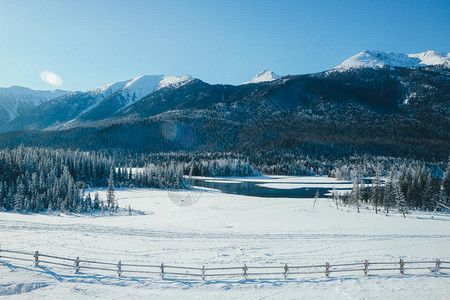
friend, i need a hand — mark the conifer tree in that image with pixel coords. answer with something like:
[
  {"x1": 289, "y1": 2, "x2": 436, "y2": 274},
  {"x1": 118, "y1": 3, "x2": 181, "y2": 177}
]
[
  {"x1": 382, "y1": 175, "x2": 393, "y2": 214},
  {"x1": 395, "y1": 182, "x2": 408, "y2": 218},
  {"x1": 351, "y1": 177, "x2": 360, "y2": 213},
  {"x1": 6, "y1": 186, "x2": 14, "y2": 210},
  {"x1": 106, "y1": 167, "x2": 116, "y2": 212},
  {"x1": 93, "y1": 192, "x2": 100, "y2": 210},
  {"x1": 421, "y1": 172, "x2": 432, "y2": 211},
  {"x1": 85, "y1": 193, "x2": 92, "y2": 212},
  {"x1": 14, "y1": 181, "x2": 25, "y2": 211},
  {"x1": 0, "y1": 181, "x2": 4, "y2": 209},
  {"x1": 443, "y1": 158, "x2": 450, "y2": 199},
  {"x1": 371, "y1": 171, "x2": 381, "y2": 214}
]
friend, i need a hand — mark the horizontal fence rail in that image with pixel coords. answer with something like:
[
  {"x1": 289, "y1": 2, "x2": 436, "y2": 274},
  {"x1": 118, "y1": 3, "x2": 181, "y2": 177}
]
[{"x1": 0, "y1": 249, "x2": 447, "y2": 281}]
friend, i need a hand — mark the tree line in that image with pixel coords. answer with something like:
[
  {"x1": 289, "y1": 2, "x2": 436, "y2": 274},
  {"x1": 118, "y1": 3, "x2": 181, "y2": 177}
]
[
  {"x1": 0, "y1": 146, "x2": 449, "y2": 214},
  {"x1": 0, "y1": 147, "x2": 189, "y2": 213},
  {"x1": 339, "y1": 160, "x2": 450, "y2": 214},
  {"x1": 0, "y1": 147, "x2": 259, "y2": 213}
]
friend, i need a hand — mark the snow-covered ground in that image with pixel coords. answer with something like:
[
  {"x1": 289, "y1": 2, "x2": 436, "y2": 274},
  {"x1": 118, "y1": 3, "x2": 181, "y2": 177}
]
[{"x1": 1, "y1": 176, "x2": 449, "y2": 299}]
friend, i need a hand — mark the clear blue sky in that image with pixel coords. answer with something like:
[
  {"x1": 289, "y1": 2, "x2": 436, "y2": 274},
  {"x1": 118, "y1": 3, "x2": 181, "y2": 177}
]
[{"x1": 0, "y1": 0, "x2": 449, "y2": 91}]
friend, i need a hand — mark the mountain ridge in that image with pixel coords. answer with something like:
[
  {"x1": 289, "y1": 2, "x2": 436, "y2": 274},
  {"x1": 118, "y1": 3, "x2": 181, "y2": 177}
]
[
  {"x1": 0, "y1": 86, "x2": 69, "y2": 126},
  {"x1": 334, "y1": 50, "x2": 450, "y2": 70},
  {"x1": 0, "y1": 67, "x2": 448, "y2": 160},
  {"x1": 1, "y1": 74, "x2": 193, "y2": 131},
  {"x1": 0, "y1": 50, "x2": 448, "y2": 160}
]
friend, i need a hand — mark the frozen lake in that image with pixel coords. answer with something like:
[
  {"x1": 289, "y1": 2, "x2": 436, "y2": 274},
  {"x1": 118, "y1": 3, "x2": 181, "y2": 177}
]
[{"x1": 193, "y1": 175, "x2": 363, "y2": 198}]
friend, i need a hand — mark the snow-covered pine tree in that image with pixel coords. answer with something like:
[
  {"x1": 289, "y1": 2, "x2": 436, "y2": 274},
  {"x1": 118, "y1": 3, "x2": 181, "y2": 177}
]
[
  {"x1": 351, "y1": 177, "x2": 360, "y2": 213},
  {"x1": 443, "y1": 158, "x2": 450, "y2": 200},
  {"x1": 5, "y1": 186, "x2": 14, "y2": 210},
  {"x1": 14, "y1": 180, "x2": 25, "y2": 211},
  {"x1": 0, "y1": 181, "x2": 4, "y2": 209},
  {"x1": 382, "y1": 173, "x2": 394, "y2": 213},
  {"x1": 85, "y1": 193, "x2": 92, "y2": 213},
  {"x1": 421, "y1": 172, "x2": 433, "y2": 211},
  {"x1": 394, "y1": 181, "x2": 408, "y2": 218},
  {"x1": 93, "y1": 192, "x2": 100, "y2": 210},
  {"x1": 371, "y1": 169, "x2": 381, "y2": 214},
  {"x1": 106, "y1": 167, "x2": 115, "y2": 212}
]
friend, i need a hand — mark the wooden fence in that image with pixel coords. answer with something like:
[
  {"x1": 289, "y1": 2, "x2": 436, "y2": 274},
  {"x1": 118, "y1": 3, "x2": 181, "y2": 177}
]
[{"x1": 0, "y1": 249, "x2": 448, "y2": 281}]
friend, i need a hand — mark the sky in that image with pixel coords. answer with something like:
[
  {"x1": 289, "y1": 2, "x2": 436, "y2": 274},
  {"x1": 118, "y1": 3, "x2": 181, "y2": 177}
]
[{"x1": 0, "y1": 0, "x2": 449, "y2": 91}]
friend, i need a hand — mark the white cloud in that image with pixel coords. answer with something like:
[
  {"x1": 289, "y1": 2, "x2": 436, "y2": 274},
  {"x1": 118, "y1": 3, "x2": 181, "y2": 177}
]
[{"x1": 40, "y1": 70, "x2": 63, "y2": 86}]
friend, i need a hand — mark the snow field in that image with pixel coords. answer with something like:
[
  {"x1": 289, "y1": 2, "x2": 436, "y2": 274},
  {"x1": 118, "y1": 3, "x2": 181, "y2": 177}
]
[{"x1": 0, "y1": 176, "x2": 449, "y2": 299}]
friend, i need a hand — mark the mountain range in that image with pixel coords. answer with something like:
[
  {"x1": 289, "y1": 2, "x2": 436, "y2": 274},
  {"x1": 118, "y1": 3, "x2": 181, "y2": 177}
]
[
  {"x1": 334, "y1": 50, "x2": 449, "y2": 70},
  {"x1": 0, "y1": 50, "x2": 449, "y2": 160}
]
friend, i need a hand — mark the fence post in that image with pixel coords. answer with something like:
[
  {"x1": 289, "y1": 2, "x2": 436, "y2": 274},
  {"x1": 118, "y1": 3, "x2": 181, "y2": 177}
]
[
  {"x1": 34, "y1": 251, "x2": 39, "y2": 267},
  {"x1": 435, "y1": 258, "x2": 441, "y2": 274},
  {"x1": 284, "y1": 264, "x2": 289, "y2": 280},
  {"x1": 399, "y1": 259, "x2": 404, "y2": 275},
  {"x1": 325, "y1": 262, "x2": 330, "y2": 278},
  {"x1": 243, "y1": 264, "x2": 248, "y2": 279},
  {"x1": 201, "y1": 265, "x2": 206, "y2": 281},
  {"x1": 364, "y1": 260, "x2": 369, "y2": 276},
  {"x1": 117, "y1": 261, "x2": 122, "y2": 277},
  {"x1": 75, "y1": 257, "x2": 80, "y2": 273},
  {"x1": 160, "y1": 263, "x2": 165, "y2": 279}
]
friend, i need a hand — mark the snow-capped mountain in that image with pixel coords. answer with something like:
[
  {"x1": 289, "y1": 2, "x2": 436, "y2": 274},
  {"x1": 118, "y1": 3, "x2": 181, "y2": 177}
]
[
  {"x1": 334, "y1": 50, "x2": 450, "y2": 70},
  {"x1": 243, "y1": 70, "x2": 281, "y2": 84},
  {"x1": 79, "y1": 74, "x2": 193, "y2": 114},
  {"x1": 115, "y1": 75, "x2": 193, "y2": 109},
  {"x1": 0, "y1": 86, "x2": 69, "y2": 125},
  {"x1": 74, "y1": 75, "x2": 194, "y2": 124},
  {"x1": 157, "y1": 75, "x2": 193, "y2": 90},
  {"x1": 0, "y1": 63, "x2": 449, "y2": 160},
  {"x1": 408, "y1": 51, "x2": 450, "y2": 66},
  {"x1": 2, "y1": 74, "x2": 194, "y2": 131}
]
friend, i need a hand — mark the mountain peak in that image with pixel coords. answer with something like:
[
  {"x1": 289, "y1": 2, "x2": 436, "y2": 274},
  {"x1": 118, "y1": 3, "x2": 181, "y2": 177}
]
[
  {"x1": 87, "y1": 74, "x2": 193, "y2": 102},
  {"x1": 156, "y1": 74, "x2": 193, "y2": 90},
  {"x1": 243, "y1": 69, "x2": 281, "y2": 84},
  {"x1": 334, "y1": 50, "x2": 450, "y2": 70}
]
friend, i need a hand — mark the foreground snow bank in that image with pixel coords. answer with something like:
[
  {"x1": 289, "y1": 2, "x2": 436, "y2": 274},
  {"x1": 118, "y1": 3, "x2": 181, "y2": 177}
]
[
  {"x1": 1, "y1": 176, "x2": 449, "y2": 298},
  {"x1": 1, "y1": 268, "x2": 449, "y2": 299}
]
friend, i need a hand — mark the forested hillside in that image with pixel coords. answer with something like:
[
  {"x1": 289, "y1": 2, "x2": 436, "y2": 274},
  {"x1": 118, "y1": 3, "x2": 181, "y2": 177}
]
[{"x1": 0, "y1": 66, "x2": 448, "y2": 161}]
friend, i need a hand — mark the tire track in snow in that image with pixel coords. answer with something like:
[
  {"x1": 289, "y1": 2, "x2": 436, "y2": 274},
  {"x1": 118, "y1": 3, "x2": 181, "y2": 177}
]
[{"x1": 1, "y1": 220, "x2": 449, "y2": 240}]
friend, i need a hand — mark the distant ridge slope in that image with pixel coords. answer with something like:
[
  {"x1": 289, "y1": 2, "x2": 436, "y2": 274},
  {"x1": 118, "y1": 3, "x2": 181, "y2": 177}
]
[{"x1": 0, "y1": 86, "x2": 69, "y2": 126}]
